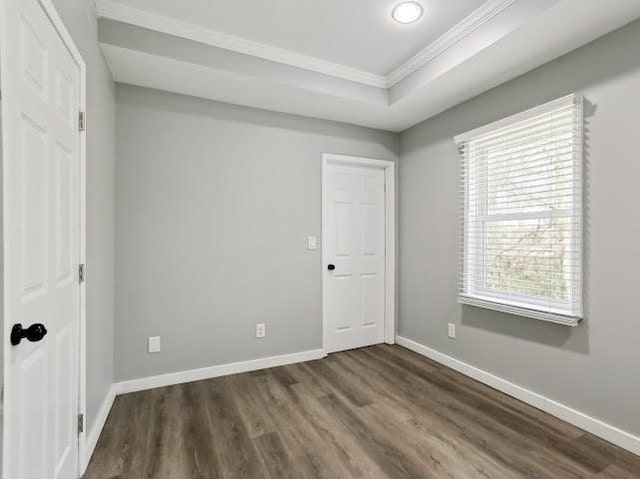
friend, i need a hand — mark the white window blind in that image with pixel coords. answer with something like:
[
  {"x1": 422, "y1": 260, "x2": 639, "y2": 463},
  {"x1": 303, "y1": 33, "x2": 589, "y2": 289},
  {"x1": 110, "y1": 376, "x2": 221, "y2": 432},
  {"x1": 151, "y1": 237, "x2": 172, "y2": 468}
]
[{"x1": 455, "y1": 95, "x2": 583, "y2": 326}]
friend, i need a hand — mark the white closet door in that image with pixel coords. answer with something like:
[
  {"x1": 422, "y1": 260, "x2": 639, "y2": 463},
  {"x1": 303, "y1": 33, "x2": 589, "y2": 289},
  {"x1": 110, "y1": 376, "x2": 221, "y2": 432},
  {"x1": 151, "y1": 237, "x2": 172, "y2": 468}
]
[
  {"x1": 324, "y1": 164, "x2": 386, "y2": 353},
  {"x1": 2, "y1": 0, "x2": 82, "y2": 476}
]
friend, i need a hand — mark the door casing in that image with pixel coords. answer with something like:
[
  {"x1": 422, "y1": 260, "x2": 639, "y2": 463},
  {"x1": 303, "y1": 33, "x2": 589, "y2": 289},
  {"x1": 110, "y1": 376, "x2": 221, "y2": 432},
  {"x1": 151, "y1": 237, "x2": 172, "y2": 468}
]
[
  {"x1": 321, "y1": 153, "x2": 396, "y2": 353},
  {"x1": 0, "y1": 0, "x2": 88, "y2": 475}
]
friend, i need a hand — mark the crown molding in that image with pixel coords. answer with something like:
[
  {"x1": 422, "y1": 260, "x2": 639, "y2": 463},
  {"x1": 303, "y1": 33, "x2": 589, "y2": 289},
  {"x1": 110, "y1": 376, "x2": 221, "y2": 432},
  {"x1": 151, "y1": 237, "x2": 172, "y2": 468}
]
[
  {"x1": 95, "y1": 0, "x2": 388, "y2": 88},
  {"x1": 96, "y1": 0, "x2": 517, "y2": 91},
  {"x1": 386, "y1": 0, "x2": 518, "y2": 87}
]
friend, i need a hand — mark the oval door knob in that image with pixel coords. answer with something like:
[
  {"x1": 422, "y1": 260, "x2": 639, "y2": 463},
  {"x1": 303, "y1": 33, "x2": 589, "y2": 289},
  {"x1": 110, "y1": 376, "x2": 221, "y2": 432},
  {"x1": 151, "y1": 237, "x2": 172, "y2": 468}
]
[
  {"x1": 327, "y1": 264, "x2": 336, "y2": 271},
  {"x1": 10, "y1": 323, "x2": 48, "y2": 346}
]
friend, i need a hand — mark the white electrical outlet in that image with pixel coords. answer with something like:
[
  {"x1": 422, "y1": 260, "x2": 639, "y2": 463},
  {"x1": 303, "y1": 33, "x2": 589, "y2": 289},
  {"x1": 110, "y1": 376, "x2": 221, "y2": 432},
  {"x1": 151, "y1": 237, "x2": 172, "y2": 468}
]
[
  {"x1": 256, "y1": 323, "x2": 266, "y2": 338},
  {"x1": 307, "y1": 236, "x2": 317, "y2": 250},
  {"x1": 148, "y1": 336, "x2": 161, "y2": 353},
  {"x1": 448, "y1": 323, "x2": 456, "y2": 339}
]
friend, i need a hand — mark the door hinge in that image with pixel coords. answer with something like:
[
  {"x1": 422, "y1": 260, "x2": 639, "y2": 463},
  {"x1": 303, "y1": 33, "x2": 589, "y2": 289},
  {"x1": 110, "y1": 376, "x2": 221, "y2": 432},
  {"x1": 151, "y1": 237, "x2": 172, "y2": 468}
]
[
  {"x1": 78, "y1": 414, "x2": 84, "y2": 435},
  {"x1": 79, "y1": 264, "x2": 86, "y2": 284},
  {"x1": 79, "y1": 111, "x2": 86, "y2": 132}
]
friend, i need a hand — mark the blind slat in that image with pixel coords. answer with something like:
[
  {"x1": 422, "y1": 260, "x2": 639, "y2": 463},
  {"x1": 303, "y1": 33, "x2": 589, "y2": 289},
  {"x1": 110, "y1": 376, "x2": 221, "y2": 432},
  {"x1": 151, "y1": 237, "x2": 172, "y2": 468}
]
[{"x1": 459, "y1": 124, "x2": 581, "y2": 158}]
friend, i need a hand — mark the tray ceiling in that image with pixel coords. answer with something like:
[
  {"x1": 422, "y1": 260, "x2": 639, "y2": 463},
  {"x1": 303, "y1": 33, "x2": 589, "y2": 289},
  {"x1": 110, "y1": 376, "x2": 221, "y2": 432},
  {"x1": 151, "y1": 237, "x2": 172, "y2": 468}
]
[
  {"x1": 97, "y1": 0, "x2": 640, "y2": 131},
  {"x1": 96, "y1": 0, "x2": 486, "y2": 76}
]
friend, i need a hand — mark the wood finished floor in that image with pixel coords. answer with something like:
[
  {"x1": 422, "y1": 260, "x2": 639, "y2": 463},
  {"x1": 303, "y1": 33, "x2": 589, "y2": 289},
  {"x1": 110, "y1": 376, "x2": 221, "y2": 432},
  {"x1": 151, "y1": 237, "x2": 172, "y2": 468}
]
[{"x1": 85, "y1": 345, "x2": 640, "y2": 479}]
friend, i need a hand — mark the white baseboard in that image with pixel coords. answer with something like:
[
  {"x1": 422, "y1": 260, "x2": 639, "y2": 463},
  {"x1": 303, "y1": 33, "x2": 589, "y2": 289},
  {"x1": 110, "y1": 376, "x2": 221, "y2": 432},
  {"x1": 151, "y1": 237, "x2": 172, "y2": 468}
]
[
  {"x1": 114, "y1": 348, "x2": 326, "y2": 395},
  {"x1": 81, "y1": 384, "x2": 116, "y2": 474},
  {"x1": 396, "y1": 336, "x2": 640, "y2": 457}
]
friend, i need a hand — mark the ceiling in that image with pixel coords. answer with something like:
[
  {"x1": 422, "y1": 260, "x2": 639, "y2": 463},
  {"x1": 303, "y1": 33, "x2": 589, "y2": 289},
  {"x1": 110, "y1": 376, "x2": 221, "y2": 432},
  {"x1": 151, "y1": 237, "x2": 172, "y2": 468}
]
[
  {"x1": 97, "y1": 0, "x2": 640, "y2": 131},
  {"x1": 97, "y1": 0, "x2": 485, "y2": 75}
]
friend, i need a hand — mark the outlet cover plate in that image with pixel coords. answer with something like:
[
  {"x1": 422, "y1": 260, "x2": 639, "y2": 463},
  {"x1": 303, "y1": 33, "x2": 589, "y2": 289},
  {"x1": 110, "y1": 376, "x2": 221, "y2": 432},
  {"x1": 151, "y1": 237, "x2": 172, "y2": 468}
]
[
  {"x1": 148, "y1": 336, "x2": 161, "y2": 353},
  {"x1": 448, "y1": 323, "x2": 456, "y2": 339}
]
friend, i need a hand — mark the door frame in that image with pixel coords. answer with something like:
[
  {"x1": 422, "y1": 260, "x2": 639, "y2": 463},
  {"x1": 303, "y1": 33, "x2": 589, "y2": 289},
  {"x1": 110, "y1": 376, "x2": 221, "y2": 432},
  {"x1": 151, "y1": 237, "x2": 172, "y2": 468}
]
[
  {"x1": 0, "y1": 0, "x2": 87, "y2": 476},
  {"x1": 321, "y1": 153, "x2": 396, "y2": 353}
]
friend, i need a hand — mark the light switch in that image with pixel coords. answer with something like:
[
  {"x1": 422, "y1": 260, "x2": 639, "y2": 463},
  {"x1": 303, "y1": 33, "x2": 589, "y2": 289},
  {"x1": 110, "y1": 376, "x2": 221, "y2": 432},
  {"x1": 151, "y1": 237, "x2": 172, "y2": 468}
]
[
  {"x1": 308, "y1": 236, "x2": 317, "y2": 250},
  {"x1": 148, "y1": 336, "x2": 161, "y2": 353}
]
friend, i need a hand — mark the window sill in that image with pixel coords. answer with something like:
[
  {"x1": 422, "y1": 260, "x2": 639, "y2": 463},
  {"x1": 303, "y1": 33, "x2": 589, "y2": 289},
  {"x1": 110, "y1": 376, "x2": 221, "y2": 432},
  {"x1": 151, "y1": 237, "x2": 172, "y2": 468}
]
[{"x1": 458, "y1": 295, "x2": 582, "y2": 326}]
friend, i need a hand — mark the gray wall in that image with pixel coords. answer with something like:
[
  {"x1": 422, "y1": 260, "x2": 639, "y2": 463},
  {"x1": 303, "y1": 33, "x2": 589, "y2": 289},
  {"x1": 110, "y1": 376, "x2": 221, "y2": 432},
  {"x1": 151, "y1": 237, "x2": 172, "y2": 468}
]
[
  {"x1": 51, "y1": 0, "x2": 115, "y2": 431},
  {"x1": 399, "y1": 18, "x2": 640, "y2": 436},
  {"x1": 0, "y1": 102, "x2": 4, "y2": 471},
  {"x1": 1, "y1": 102, "x2": 3, "y2": 355},
  {"x1": 115, "y1": 85, "x2": 399, "y2": 381}
]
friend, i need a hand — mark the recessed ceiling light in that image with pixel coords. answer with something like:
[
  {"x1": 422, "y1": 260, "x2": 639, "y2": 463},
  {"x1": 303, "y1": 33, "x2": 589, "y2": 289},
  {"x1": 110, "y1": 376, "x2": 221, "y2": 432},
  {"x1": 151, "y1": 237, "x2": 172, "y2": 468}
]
[{"x1": 392, "y1": 1, "x2": 424, "y2": 24}]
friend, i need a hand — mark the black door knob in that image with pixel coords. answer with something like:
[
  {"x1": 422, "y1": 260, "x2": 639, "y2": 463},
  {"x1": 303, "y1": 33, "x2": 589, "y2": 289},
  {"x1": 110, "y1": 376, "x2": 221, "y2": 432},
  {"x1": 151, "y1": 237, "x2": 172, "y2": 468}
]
[
  {"x1": 327, "y1": 264, "x2": 336, "y2": 271},
  {"x1": 11, "y1": 323, "x2": 48, "y2": 346}
]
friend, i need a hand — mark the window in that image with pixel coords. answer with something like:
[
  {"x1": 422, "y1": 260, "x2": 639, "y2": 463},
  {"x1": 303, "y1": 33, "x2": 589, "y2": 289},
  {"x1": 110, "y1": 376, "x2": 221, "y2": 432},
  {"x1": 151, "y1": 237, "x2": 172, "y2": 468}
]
[{"x1": 455, "y1": 95, "x2": 583, "y2": 326}]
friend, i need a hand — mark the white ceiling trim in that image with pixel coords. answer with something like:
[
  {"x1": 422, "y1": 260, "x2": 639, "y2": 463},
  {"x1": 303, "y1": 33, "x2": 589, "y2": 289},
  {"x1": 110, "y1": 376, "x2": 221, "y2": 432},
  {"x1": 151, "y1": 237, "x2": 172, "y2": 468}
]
[
  {"x1": 95, "y1": 0, "x2": 388, "y2": 88},
  {"x1": 386, "y1": 0, "x2": 517, "y2": 87}
]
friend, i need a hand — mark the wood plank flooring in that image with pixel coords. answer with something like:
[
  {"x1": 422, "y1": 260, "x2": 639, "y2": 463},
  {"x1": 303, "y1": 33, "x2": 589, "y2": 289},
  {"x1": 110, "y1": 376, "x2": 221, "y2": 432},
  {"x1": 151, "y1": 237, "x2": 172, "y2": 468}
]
[{"x1": 84, "y1": 345, "x2": 640, "y2": 478}]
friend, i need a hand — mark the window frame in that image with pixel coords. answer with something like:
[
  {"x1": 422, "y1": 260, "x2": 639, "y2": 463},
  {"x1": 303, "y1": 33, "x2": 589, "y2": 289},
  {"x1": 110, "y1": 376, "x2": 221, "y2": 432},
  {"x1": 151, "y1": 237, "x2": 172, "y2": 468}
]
[{"x1": 456, "y1": 95, "x2": 584, "y2": 326}]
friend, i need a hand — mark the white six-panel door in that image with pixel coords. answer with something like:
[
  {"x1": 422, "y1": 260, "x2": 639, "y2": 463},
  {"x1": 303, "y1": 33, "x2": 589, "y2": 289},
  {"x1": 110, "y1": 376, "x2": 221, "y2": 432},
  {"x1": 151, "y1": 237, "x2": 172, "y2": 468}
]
[
  {"x1": 324, "y1": 162, "x2": 386, "y2": 353},
  {"x1": 2, "y1": 0, "x2": 82, "y2": 477}
]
